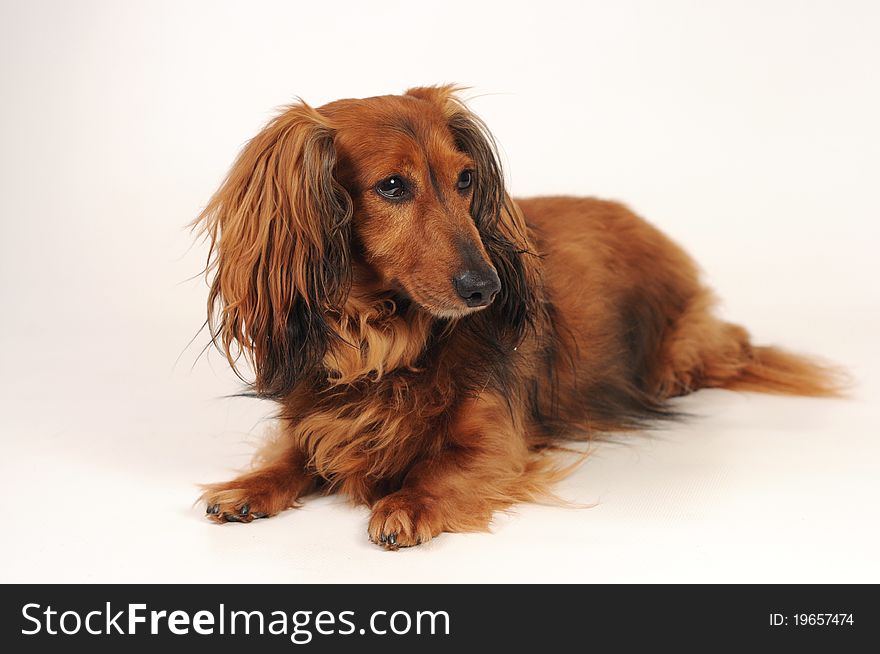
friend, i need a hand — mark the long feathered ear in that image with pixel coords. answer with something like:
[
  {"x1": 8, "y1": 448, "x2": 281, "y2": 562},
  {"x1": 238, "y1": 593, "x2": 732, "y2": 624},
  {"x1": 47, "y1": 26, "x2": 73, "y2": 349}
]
[
  {"x1": 195, "y1": 103, "x2": 352, "y2": 398},
  {"x1": 407, "y1": 85, "x2": 539, "y2": 342}
]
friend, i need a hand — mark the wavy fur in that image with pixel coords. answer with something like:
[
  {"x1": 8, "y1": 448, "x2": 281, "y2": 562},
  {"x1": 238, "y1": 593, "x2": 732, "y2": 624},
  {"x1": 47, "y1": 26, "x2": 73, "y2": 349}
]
[{"x1": 196, "y1": 86, "x2": 844, "y2": 548}]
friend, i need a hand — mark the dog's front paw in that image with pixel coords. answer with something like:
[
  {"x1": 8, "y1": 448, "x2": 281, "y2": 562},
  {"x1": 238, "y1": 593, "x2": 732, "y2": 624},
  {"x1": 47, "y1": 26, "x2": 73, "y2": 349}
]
[
  {"x1": 200, "y1": 483, "x2": 277, "y2": 524},
  {"x1": 368, "y1": 491, "x2": 441, "y2": 550}
]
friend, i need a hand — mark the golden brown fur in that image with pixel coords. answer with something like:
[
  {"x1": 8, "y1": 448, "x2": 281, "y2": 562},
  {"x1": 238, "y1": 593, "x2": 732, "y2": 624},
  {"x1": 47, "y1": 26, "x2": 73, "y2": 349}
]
[{"x1": 196, "y1": 85, "x2": 842, "y2": 549}]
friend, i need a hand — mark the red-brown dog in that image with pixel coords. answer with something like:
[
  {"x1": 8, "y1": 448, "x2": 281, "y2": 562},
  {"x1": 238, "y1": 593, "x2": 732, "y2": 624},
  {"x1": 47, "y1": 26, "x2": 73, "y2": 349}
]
[{"x1": 197, "y1": 85, "x2": 839, "y2": 549}]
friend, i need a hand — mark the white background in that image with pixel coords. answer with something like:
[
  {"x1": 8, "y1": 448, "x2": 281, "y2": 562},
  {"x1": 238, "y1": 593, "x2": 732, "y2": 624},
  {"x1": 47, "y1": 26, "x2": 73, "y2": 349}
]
[{"x1": 1, "y1": 0, "x2": 878, "y2": 583}]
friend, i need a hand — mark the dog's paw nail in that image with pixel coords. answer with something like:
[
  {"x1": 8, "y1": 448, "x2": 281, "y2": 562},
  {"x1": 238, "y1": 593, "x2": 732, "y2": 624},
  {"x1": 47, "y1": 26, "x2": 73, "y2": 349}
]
[
  {"x1": 222, "y1": 512, "x2": 242, "y2": 522},
  {"x1": 252, "y1": 512, "x2": 268, "y2": 519},
  {"x1": 239, "y1": 504, "x2": 250, "y2": 516},
  {"x1": 206, "y1": 504, "x2": 220, "y2": 515},
  {"x1": 387, "y1": 533, "x2": 397, "y2": 546},
  {"x1": 379, "y1": 534, "x2": 387, "y2": 543}
]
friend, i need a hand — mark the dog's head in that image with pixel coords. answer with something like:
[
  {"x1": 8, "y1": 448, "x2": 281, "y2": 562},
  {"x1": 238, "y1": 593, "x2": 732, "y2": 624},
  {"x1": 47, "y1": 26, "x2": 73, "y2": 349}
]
[{"x1": 198, "y1": 85, "x2": 534, "y2": 396}]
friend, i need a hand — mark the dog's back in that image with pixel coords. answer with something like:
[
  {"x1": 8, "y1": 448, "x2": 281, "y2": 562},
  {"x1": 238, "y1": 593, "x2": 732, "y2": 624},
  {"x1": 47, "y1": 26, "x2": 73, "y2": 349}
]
[{"x1": 519, "y1": 195, "x2": 843, "y2": 439}]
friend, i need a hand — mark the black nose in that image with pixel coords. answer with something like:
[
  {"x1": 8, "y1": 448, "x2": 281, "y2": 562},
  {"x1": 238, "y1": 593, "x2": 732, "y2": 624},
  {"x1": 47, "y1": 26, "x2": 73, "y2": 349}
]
[{"x1": 453, "y1": 268, "x2": 501, "y2": 308}]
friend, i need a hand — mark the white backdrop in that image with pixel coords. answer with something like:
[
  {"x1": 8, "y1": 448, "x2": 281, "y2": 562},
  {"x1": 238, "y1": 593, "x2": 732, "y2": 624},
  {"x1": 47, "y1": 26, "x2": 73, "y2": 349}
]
[{"x1": 1, "y1": 0, "x2": 878, "y2": 582}]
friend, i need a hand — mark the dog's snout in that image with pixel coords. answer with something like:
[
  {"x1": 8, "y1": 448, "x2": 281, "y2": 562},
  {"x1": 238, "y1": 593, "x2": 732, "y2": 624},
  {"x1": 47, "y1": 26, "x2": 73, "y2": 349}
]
[{"x1": 453, "y1": 268, "x2": 501, "y2": 308}]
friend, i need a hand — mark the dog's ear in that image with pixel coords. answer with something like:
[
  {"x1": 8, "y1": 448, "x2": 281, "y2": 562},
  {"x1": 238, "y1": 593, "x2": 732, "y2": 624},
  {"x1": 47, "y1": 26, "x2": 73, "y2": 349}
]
[
  {"x1": 196, "y1": 103, "x2": 352, "y2": 397},
  {"x1": 408, "y1": 85, "x2": 538, "y2": 341}
]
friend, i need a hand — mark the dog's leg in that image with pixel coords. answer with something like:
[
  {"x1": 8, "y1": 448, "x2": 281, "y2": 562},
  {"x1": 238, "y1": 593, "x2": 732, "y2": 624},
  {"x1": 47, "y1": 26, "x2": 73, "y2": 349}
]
[
  {"x1": 200, "y1": 424, "x2": 316, "y2": 524},
  {"x1": 647, "y1": 290, "x2": 752, "y2": 398},
  {"x1": 652, "y1": 290, "x2": 842, "y2": 398},
  {"x1": 368, "y1": 392, "x2": 556, "y2": 549}
]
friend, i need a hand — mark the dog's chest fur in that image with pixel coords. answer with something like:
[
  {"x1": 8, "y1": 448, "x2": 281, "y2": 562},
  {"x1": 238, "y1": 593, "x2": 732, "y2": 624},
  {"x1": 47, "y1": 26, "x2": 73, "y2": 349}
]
[{"x1": 281, "y1": 328, "x2": 493, "y2": 501}]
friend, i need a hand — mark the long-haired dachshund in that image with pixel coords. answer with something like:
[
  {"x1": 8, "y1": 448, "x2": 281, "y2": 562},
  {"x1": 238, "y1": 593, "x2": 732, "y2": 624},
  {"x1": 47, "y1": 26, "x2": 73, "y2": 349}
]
[{"x1": 196, "y1": 85, "x2": 840, "y2": 549}]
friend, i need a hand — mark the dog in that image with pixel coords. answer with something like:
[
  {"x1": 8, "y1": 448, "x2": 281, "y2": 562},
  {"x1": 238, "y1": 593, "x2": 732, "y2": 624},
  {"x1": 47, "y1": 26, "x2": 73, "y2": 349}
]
[{"x1": 196, "y1": 85, "x2": 840, "y2": 549}]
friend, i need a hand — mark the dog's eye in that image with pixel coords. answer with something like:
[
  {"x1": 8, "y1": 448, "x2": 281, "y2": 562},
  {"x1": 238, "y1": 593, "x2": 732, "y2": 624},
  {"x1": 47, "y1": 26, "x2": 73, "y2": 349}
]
[
  {"x1": 457, "y1": 169, "x2": 473, "y2": 191},
  {"x1": 376, "y1": 176, "x2": 408, "y2": 200}
]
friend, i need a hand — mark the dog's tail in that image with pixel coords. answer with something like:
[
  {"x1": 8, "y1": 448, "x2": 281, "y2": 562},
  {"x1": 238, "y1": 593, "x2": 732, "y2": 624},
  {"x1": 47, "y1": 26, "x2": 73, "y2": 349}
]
[
  {"x1": 718, "y1": 344, "x2": 847, "y2": 397},
  {"x1": 656, "y1": 315, "x2": 848, "y2": 399}
]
